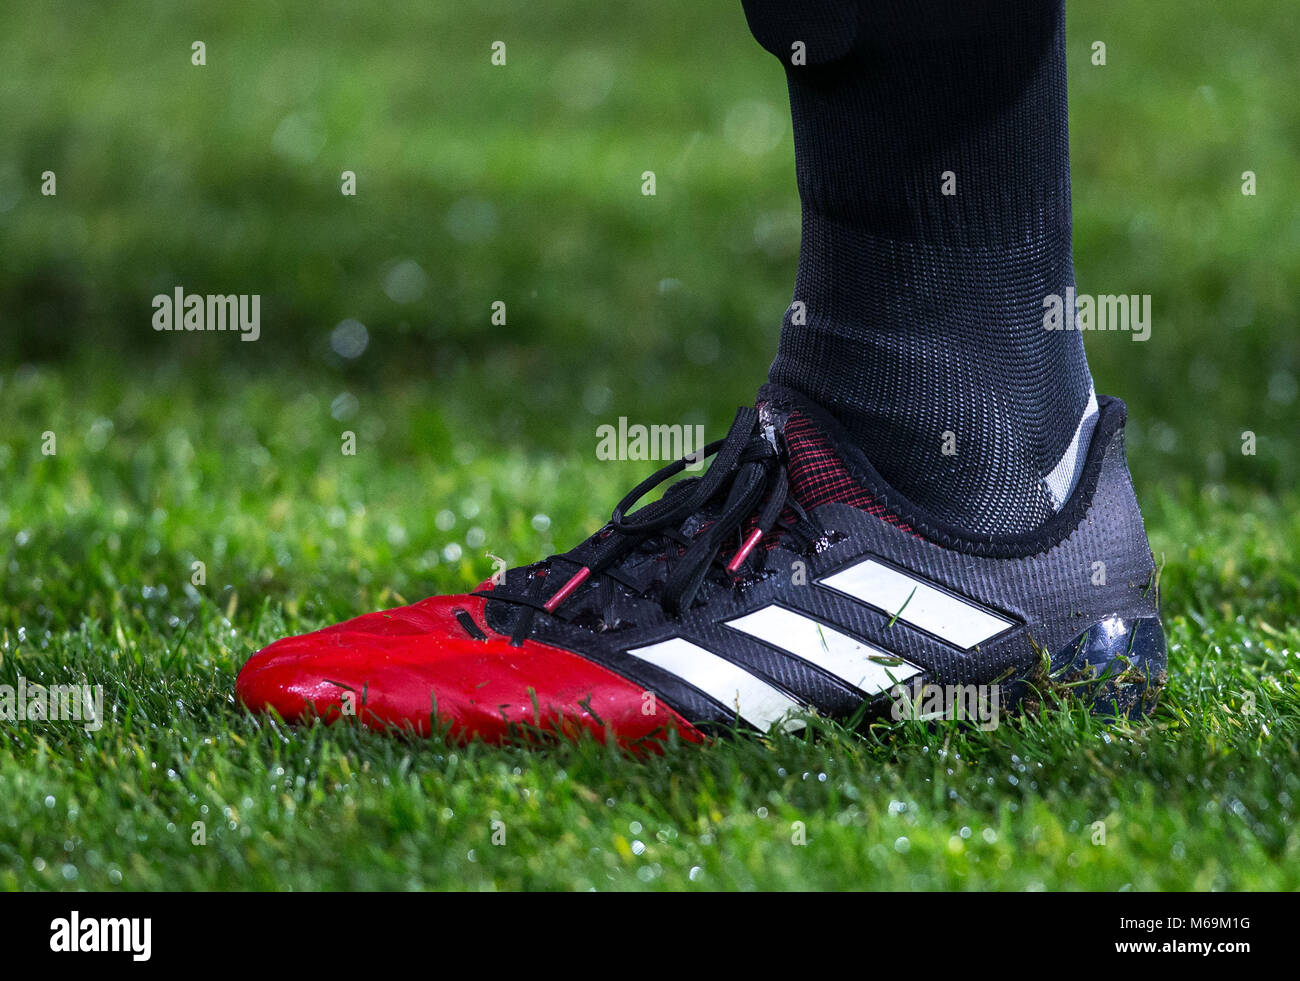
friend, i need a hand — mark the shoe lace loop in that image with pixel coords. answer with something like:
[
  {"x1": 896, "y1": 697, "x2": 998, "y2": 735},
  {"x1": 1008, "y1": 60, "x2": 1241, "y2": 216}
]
[{"x1": 479, "y1": 406, "x2": 822, "y2": 641}]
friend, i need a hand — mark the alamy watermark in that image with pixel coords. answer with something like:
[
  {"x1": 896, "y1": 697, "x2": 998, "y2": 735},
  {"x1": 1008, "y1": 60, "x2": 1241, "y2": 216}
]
[
  {"x1": 152, "y1": 287, "x2": 261, "y2": 341},
  {"x1": 888, "y1": 682, "x2": 1001, "y2": 731},
  {"x1": 1043, "y1": 287, "x2": 1151, "y2": 342},
  {"x1": 0, "y1": 676, "x2": 105, "y2": 733},
  {"x1": 595, "y1": 417, "x2": 706, "y2": 471},
  {"x1": 50, "y1": 911, "x2": 151, "y2": 961}
]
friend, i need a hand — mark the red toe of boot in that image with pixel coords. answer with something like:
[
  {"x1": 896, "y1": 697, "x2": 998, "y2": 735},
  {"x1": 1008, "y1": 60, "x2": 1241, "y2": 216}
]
[{"x1": 236, "y1": 595, "x2": 701, "y2": 747}]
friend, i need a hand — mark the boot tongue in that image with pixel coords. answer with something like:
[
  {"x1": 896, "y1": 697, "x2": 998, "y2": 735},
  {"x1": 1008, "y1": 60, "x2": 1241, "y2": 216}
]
[
  {"x1": 756, "y1": 397, "x2": 877, "y2": 514},
  {"x1": 758, "y1": 388, "x2": 917, "y2": 535}
]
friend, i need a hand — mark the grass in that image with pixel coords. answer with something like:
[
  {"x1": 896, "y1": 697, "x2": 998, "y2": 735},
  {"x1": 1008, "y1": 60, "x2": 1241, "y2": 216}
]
[
  {"x1": 1, "y1": 361, "x2": 1297, "y2": 890},
  {"x1": 1, "y1": 0, "x2": 1298, "y2": 889}
]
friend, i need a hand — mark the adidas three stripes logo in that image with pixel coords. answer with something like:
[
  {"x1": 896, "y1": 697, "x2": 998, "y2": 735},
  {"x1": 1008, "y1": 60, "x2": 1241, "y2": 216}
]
[{"x1": 624, "y1": 557, "x2": 1015, "y2": 731}]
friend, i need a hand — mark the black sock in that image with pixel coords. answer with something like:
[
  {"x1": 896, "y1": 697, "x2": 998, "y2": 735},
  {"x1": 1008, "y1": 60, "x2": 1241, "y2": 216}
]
[{"x1": 743, "y1": 0, "x2": 1097, "y2": 536}]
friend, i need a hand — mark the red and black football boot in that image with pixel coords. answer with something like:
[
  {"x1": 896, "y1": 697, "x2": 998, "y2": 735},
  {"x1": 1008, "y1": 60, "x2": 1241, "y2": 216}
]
[{"x1": 236, "y1": 385, "x2": 1166, "y2": 747}]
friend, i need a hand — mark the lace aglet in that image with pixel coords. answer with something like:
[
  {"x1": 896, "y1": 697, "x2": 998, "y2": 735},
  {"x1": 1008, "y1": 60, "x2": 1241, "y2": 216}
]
[
  {"x1": 543, "y1": 566, "x2": 591, "y2": 613},
  {"x1": 725, "y1": 529, "x2": 764, "y2": 574}
]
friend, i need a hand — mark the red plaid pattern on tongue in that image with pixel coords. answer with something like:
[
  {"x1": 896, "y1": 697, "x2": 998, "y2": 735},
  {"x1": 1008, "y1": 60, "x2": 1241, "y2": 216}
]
[{"x1": 782, "y1": 410, "x2": 914, "y2": 532}]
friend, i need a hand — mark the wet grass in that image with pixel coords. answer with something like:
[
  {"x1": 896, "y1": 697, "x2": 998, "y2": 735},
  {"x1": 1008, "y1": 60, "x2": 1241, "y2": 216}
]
[
  {"x1": 1, "y1": 361, "x2": 1297, "y2": 890},
  {"x1": 1, "y1": 0, "x2": 1298, "y2": 889}
]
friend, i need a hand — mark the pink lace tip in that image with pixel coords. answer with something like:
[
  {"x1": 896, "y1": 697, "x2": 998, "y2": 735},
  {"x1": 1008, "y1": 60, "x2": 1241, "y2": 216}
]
[
  {"x1": 726, "y1": 528, "x2": 764, "y2": 574},
  {"x1": 543, "y1": 566, "x2": 591, "y2": 613}
]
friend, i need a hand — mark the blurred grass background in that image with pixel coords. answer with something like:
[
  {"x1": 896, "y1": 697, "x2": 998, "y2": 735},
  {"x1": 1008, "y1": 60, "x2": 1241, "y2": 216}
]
[
  {"x1": 0, "y1": 0, "x2": 1298, "y2": 890},
  {"x1": 3, "y1": 0, "x2": 1296, "y2": 485}
]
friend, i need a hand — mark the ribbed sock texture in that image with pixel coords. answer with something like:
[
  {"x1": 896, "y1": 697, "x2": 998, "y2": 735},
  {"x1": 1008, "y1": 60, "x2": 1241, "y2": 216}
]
[{"x1": 743, "y1": 0, "x2": 1095, "y2": 536}]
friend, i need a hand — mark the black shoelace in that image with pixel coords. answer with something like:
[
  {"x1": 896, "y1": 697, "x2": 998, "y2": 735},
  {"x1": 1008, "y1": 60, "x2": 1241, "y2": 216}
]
[{"x1": 477, "y1": 406, "x2": 828, "y2": 645}]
